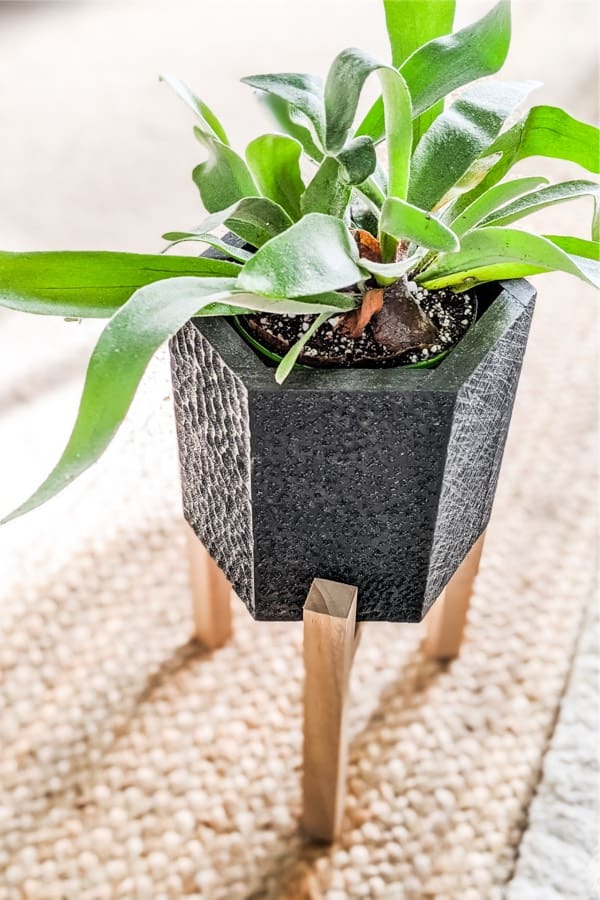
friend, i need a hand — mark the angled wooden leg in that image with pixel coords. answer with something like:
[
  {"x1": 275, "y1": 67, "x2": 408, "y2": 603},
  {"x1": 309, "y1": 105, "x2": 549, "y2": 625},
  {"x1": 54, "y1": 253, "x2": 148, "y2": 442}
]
[
  {"x1": 424, "y1": 530, "x2": 486, "y2": 661},
  {"x1": 301, "y1": 578, "x2": 358, "y2": 843},
  {"x1": 185, "y1": 523, "x2": 232, "y2": 650}
]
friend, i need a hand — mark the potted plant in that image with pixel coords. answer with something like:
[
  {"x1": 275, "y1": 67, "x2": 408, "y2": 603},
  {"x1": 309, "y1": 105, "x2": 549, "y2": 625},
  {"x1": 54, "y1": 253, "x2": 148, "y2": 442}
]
[{"x1": 1, "y1": 0, "x2": 598, "y2": 622}]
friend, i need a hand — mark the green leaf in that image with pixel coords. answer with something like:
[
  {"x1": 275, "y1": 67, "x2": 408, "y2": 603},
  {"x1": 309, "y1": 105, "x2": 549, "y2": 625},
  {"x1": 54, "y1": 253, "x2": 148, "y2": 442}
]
[
  {"x1": 301, "y1": 157, "x2": 351, "y2": 219},
  {"x1": 449, "y1": 176, "x2": 549, "y2": 235},
  {"x1": 0, "y1": 276, "x2": 236, "y2": 523},
  {"x1": 412, "y1": 111, "x2": 438, "y2": 151},
  {"x1": 275, "y1": 310, "x2": 331, "y2": 384},
  {"x1": 264, "y1": 291, "x2": 356, "y2": 314},
  {"x1": 545, "y1": 234, "x2": 600, "y2": 260},
  {"x1": 358, "y1": 0, "x2": 511, "y2": 145},
  {"x1": 161, "y1": 232, "x2": 253, "y2": 262},
  {"x1": 380, "y1": 198, "x2": 460, "y2": 251},
  {"x1": 225, "y1": 197, "x2": 294, "y2": 247},
  {"x1": 264, "y1": 291, "x2": 358, "y2": 316},
  {"x1": 545, "y1": 235, "x2": 600, "y2": 287},
  {"x1": 379, "y1": 68, "x2": 413, "y2": 202},
  {"x1": 417, "y1": 227, "x2": 600, "y2": 290},
  {"x1": 355, "y1": 178, "x2": 386, "y2": 214},
  {"x1": 479, "y1": 180, "x2": 600, "y2": 240},
  {"x1": 256, "y1": 93, "x2": 324, "y2": 162},
  {"x1": 323, "y1": 47, "x2": 412, "y2": 263},
  {"x1": 324, "y1": 50, "x2": 412, "y2": 192},
  {"x1": 160, "y1": 74, "x2": 229, "y2": 144},
  {"x1": 183, "y1": 196, "x2": 294, "y2": 248},
  {"x1": 371, "y1": 160, "x2": 389, "y2": 197},
  {"x1": 245, "y1": 134, "x2": 305, "y2": 221},
  {"x1": 408, "y1": 80, "x2": 539, "y2": 212},
  {"x1": 385, "y1": 0, "x2": 455, "y2": 144},
  {"x1": 350, "y1": 201, "x2": 379, "y2": 237},
  {"x1": 300, "y1": 139, "x2": 377, "y2": 220},
  {"x1": 383, "y1": 0, "x2": 455, "y2": 68},
  {"x1": 240, "y1": 72, "x2": 325, "y2": 143},
  {"x1": 337, "y1": 137, "x2": 377, "y2": 185},
  {"x1": 516, "y1": 107, "x2": 600, "y2": 173},
  {"x1": 1, "y1": 277, "x2": 359, "y2": 523},
  {"x1": 193, "y1": 129, "x2": 257, "y2": 213},
  {"x1": 358, "y1": 255, "x2": 417, "y2": 280},
  {"x1": 237, "y1": 213, "x2": 362, "y2": 298},
  {"x1": 404, "y1": 0, "x2": 510, "y2": 118},
  {"x1": 355, "y1": 101, "x2": 390, "y2": 147},
  {"x1": 0, "y1": 251, "x2": 240, "y2": 318},
  {"x1": 451, "y1": 106, "x2": 600, "y2": 218},
  {"x1": 432, "y1": 153, "x2": 503, "y2": 212}
]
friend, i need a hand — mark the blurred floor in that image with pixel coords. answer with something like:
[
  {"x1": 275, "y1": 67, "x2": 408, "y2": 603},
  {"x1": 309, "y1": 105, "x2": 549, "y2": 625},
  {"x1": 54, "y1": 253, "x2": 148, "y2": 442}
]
[{"x1": 0, "y1": 1, "x2": 598, "y2": 898}]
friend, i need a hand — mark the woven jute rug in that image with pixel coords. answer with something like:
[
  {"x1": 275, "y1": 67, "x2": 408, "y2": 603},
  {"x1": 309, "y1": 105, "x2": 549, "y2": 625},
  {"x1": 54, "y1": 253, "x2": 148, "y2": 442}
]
[
  {"x1": 508, "y1": 595, "x2": 599, "y2": 900},
  {"x1": 0, "y1": 279, "x2": 597, "y2": 900}
]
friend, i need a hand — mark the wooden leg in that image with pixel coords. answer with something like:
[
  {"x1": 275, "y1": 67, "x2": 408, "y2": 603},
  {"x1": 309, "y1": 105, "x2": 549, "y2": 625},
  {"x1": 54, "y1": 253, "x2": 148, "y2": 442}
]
[
  {"x1": 424, "y1": 530, "x2": 486, "y2": 661},
  {"x1": 301, "y1": 578, "x2": 358, "y2": 843},
  {"x1": 185, "y1": 523, "x2": 232, "y2": 650}
]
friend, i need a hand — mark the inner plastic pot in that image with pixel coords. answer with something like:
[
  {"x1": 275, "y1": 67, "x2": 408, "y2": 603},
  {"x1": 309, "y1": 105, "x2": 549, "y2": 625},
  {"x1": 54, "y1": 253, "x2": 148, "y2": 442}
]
[{"x1": 231, "y1": 292, "x2": 478, "y2": 373}]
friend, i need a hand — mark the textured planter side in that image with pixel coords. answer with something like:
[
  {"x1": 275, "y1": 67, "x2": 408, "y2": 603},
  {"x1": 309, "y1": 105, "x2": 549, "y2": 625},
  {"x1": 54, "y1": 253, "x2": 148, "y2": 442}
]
[
  {"x1": 422, "y1": 281, "x2": 535, "y2": 612},
  {"x1": 170, "y1": 279, "x2": 536, "y2": 622}
]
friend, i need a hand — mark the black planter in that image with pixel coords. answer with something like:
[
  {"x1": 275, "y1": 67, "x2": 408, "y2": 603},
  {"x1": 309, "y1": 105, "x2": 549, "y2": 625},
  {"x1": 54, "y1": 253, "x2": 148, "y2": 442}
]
[{"x1": 169, "y1": 279, "x2": 536, "y2": 622}]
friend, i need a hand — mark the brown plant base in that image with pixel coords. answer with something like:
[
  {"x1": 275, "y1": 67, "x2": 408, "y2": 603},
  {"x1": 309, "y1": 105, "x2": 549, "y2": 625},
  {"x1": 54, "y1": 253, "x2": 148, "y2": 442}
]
[{"x1": 240, "y1": 283, "x2": 476, "y2": 369}]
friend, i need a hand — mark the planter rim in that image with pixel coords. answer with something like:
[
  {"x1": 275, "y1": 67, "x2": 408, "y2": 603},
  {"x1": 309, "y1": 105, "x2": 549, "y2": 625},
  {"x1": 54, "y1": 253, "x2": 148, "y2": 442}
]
[{"x1": 192, "y1": 278, "x2": 536, "y2": 394}]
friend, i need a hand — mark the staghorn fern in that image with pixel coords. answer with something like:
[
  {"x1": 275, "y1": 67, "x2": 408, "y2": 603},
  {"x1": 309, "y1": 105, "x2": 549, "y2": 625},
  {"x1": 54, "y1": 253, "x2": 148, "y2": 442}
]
[{"x1": 0, "y1": 0, "x2": 598, "y2": 522}]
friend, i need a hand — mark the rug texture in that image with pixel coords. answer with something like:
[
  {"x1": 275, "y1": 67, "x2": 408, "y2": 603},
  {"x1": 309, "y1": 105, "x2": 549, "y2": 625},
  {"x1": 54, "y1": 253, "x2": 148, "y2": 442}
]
[
  {"x1": 508, "y1": 599, "x2": 599, "y2": 900},
  {"x1": 0, "y1": 284, "x2": 597, "y2": 899},
  {"x1": 0, "y1": 1, "x2": 598, "y2": 898}
]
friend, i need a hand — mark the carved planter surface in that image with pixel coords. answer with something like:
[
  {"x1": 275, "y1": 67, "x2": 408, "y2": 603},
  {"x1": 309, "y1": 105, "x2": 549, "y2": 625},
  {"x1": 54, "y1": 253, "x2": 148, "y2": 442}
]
[{"x1": 169, "y1": 279, "x2": 536, "y2": 622}]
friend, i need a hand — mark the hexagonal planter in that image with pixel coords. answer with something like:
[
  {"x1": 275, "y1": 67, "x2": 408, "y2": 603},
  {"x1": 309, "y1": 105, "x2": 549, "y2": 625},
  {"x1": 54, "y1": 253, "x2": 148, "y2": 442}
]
[{"x1": 169, "y1": 278, "x2": 535, "y2": 622}]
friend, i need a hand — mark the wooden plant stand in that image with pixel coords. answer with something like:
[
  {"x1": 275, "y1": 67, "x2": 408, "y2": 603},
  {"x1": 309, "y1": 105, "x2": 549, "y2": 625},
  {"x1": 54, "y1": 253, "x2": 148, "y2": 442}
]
[
  {"x1": 423, "y1": 532, "x2": 486, "y2": 661},
  {"x1": 185, "y1": 523, "x2": 232, "y2": 650},
  {"x1": 186, "y1": 524, "x2": 486, "y2": 842}
]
